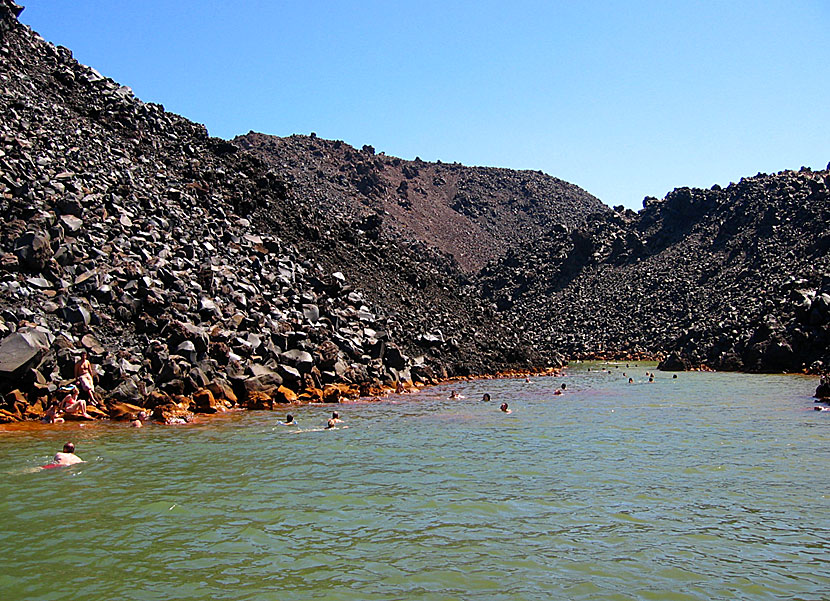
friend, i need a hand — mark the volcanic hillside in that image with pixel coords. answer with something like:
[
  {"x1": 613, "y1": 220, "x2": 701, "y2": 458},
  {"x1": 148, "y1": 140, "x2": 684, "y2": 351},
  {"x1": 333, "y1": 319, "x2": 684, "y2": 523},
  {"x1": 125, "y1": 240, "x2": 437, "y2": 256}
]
[
  {"x1": 0, "y1": 1, "x2": 578, "y2": 423},
  {"x1": 235, "y1": 132, "x2": 606, "y2": 272},
  {"x1": 479, "y1": 170, "x2": 830, "y2": 372}
]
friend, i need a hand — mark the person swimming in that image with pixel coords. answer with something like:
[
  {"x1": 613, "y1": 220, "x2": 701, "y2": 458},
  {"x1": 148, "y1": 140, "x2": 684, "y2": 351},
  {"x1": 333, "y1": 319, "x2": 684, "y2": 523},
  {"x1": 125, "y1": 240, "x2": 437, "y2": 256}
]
[
  {"x1": 48, "y1": 442, "x2": 84, "y2": 467},
  {"x1": 500, "y1": 403, "x2": 511, "y2": 413},
  {"x1": 279, "y1": 414, "x2": 297, "y2": 426},
  {"x1": 41, "y1": 401, "x2": 65, "y2": 424},
  {"x1": 326, "y1": 411, "x2": 343, "y2": 429},
  {"x1": 449, "y1": 390, "x2": 459, "y2": 399},
  {"x1": 130, "y1": 410, "x2": 148, "y2": 427},
  {"x1": 482, "y1": 393, "x2": 491, "y2": 402}
]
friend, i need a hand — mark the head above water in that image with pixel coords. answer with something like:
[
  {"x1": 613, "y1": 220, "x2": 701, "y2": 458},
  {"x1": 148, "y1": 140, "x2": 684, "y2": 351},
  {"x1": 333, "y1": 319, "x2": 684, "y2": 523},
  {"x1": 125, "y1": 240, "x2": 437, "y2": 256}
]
[
  {"x1": 332, "y1": 412, "x2": 339, "y2": 419},
  {"x1": 63, "y1": 442, "x2": 75, "y2": 453},
  {"x1": 286, "y1": 414, "x2": 294, "y2": 423},
  {"x1": 482, "y1": 393, "x2": 491, "y2": 402}
]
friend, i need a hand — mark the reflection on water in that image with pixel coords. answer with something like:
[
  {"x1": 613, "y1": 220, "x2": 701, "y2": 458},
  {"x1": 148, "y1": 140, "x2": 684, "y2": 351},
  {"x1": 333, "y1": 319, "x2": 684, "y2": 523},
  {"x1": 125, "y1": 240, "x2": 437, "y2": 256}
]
[{"x1": 1, "y1": 365, "x2": 829, "y2": 600}]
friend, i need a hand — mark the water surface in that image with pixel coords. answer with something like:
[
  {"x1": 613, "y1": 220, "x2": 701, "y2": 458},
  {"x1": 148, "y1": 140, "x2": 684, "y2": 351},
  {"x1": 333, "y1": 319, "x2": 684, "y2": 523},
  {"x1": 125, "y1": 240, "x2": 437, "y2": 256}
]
[{"x1": 1, "y1": 365, "x2": 828, "y2": 600}]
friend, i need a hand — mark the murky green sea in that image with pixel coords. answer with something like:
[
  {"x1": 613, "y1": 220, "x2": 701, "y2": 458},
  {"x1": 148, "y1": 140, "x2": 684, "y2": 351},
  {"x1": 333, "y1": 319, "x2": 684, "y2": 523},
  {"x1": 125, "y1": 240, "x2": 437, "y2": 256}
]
[{"x1": 1, "y1": 364, "x2": 828, "y2": 601}]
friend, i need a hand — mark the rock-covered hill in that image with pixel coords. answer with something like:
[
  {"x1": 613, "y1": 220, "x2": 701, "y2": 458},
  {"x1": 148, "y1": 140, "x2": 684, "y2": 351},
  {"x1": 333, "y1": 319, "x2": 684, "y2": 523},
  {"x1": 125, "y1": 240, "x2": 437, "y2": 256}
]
[
  {"x1": 234, "y1": 132, "x2": 606, "y2": 272},
  {"x1": 479, "y1": 169, "x2": 830, "y2": 372},
  {"x1": 0, "y1": 1, "x2": 563, "y2": 423},
  {"x1": 0, "y1": 0, "x2": 826, "y2": 425}
]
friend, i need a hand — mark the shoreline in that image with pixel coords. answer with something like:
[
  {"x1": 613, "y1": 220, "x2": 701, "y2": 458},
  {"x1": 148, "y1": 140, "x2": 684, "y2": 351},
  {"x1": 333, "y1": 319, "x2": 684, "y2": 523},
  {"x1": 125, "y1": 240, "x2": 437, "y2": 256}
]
[{"x1": 3, "y1": 361, "x2": 825, "y2": 432}]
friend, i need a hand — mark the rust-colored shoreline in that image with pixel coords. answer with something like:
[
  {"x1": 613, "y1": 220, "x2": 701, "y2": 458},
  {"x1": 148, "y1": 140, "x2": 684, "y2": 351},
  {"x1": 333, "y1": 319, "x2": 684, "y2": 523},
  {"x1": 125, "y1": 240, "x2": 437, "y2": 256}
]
[{"x1": 0, "y1": 365, "x2": 570, "y2": 431}]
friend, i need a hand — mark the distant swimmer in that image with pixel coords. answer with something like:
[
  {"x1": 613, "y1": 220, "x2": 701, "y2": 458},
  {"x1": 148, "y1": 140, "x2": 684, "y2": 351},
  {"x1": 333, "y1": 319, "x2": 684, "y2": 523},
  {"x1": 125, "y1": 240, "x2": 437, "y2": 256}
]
[
  {"x1": 500, "y1": 403, "x2": 512, "y2": 414},
  {"x1": 326, "y1": 411, "x2": 343, "y2": 429},
  {"x1": 449, "y1": 390, "x2": 459, "y2": 399},
  {"x1": 47, "y1": 442, "x2": 84, "y2": 467},
  {"x1": 554, "y1": 389, "x2": 562, "y2": 396},
  {"x1": 673, "y1": 374, "x2": 678, "y2": 379},
  {"x1": 648, "y1": 376, "x2": 654, "y2": 383},
  {"x1": 561, "y1": 383, "x2": 567, "y2": 390},
  {"x1": 628, "y1": 378, "x2": 634, "y2": 383},
  {"x1": 279, "y1": 414, "x2": 297, "y2": 426},
  {"x1": 481, "y1": 393, "x2": 491, "y2": 402},
  {"x1": 130, "y1": 410, "x2": 148, "y2": 428}
]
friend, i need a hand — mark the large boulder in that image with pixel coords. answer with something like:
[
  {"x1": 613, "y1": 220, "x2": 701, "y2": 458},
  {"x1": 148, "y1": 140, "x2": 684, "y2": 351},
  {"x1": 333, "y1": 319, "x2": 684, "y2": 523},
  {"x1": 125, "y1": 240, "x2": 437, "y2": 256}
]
[
  {"x1": 0, "y1": 328, "x2": 52, "y2": 379},
  {"x1": 14, "y1": 231, "x2": 52, "y2": 271},
  {"x1": 658, "y1": 351, "x2": 692, "y2": 371}
]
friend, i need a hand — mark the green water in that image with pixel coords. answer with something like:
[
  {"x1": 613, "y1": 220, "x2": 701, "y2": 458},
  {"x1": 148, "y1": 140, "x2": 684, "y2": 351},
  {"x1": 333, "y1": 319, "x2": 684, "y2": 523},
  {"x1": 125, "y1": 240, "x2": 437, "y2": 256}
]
[{"x1": 1, "y1": 365, "x2": 828, "y2": 601}]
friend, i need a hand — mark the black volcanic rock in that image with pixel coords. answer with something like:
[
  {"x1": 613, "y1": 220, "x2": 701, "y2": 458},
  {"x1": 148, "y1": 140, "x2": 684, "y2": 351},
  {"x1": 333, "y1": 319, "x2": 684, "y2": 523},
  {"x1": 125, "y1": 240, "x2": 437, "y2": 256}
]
[
  {"x1": 0, "y1": 3, "x2": 558, "y2": 421},
  {"x1": 480, "y1": 169, "x2": 830, "y2": 373}
]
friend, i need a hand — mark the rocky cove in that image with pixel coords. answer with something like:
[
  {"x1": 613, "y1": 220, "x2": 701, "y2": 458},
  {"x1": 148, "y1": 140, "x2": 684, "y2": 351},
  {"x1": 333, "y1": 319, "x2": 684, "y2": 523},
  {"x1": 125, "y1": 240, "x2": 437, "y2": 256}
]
[{"x1": 0, "y1": 0, "x2": 828, "y2": 425}]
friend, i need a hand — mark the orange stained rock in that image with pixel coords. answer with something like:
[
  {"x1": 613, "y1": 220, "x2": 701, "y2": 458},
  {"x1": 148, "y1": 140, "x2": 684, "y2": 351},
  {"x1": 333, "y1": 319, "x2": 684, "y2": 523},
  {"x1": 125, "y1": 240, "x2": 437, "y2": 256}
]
[{"x1": 276, "y1": 385, "x2": 298, "y2": 403}]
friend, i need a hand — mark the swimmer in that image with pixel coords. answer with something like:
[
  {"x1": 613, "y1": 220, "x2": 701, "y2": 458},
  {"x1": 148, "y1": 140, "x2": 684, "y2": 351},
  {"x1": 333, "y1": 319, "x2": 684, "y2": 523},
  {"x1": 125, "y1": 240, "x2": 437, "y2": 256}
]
[
  {"x1": 130, "y1": 410, "x2": 148, "y2": 428},
  {"x1": 449, "y1": 390, "x2": 459, "y2": 399},
  {"x1": 326, "y1": 411, "x2": 343, "y2": 429},
  {"x1": 553, "y1": 389, "x2": 562, "y2": 396},
  {"x1": 628, "y1": 378, "x2": 634, "y2": 383},
  {"x1": 500, "y1": 403, "x2": 511, "y2": 414},
  {"x1": 42, "y1": 402, "x2": 65, "y2": 424},
  {"x1": 481, "y1": 393, "x2": 491, "y2": 402},
  {"x1": 672, "y1": 374, "x2": 678, "y2": 379},
  {"x1": 50, "y1": 442, "x2": 84, "y2": 467},
  {"x1": 279, "y1": 414, "x2": 297, "y2": 426},
  {"x1": 648, "y1": 376, "x2": 654, "y2": 383}
]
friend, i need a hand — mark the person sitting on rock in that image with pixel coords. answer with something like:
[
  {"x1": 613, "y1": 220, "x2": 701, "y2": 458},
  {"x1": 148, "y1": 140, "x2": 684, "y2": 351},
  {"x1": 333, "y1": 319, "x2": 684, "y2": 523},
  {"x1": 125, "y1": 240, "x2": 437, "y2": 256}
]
[
  {"x1": 41, "y1": 401, "x2": 65, "y2": 424},
  {"x1": 279, "y1": 414, "x2": 297, "y2": 426},
  {"x1": 395, "y1": 381, "x2": 405, "y2": 394},
  {"x1": 326, "y1": 411, "x2": 343, "y2": 429},
  {"x1": 58, "y1": 385, "x2": 93, "y2": 419},
  {"x1": 51, "y1": 442, "x2": 83, "y2": 466},
  {"x1": 500, "y1": 403, "x2": 511, "y2": 413},
  {"x1": 74, "y1": 351, "x2": 99, "y2": 407}
]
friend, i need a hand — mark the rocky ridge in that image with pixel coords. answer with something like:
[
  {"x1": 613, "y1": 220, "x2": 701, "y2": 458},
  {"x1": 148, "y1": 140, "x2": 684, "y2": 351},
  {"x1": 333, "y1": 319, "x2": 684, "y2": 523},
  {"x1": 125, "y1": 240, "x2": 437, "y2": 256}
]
[
  {"x1": 234, "y1": 132, "x2": 606, "y2": 273},
  {"x1": 480, "y1": 170, "x2": 830, "y2": 373}
]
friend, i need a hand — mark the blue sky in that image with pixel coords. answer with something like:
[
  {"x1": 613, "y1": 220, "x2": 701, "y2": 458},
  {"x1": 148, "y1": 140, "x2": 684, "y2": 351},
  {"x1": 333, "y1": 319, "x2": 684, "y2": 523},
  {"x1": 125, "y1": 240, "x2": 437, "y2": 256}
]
[{"x1": 20, "y1": 1, "x2": 829, "y2": 209}]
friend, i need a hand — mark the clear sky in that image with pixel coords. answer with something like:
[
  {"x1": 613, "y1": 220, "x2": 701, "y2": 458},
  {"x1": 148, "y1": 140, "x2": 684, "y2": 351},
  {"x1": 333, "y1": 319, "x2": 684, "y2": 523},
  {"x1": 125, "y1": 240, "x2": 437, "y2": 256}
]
[{"x1": 19, "y1": 1, "x2": 830, "y2": 209}]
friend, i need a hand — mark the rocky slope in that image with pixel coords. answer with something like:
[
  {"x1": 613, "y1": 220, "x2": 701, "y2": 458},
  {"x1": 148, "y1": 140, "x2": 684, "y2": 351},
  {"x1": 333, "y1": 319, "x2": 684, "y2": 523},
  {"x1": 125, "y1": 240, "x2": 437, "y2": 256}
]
[
  {"x1": 479, "y1": 170, "x2": 830, "y2": 372},
  {"x1": 234, "y1": 132, "x2": 606, "y2": 272},
  {"x1": 0, "y1": 1, "x2": 562, "y2": 423},
  {"x1": 0, "y1": 0, "x2": 825, "y2": 425}
]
